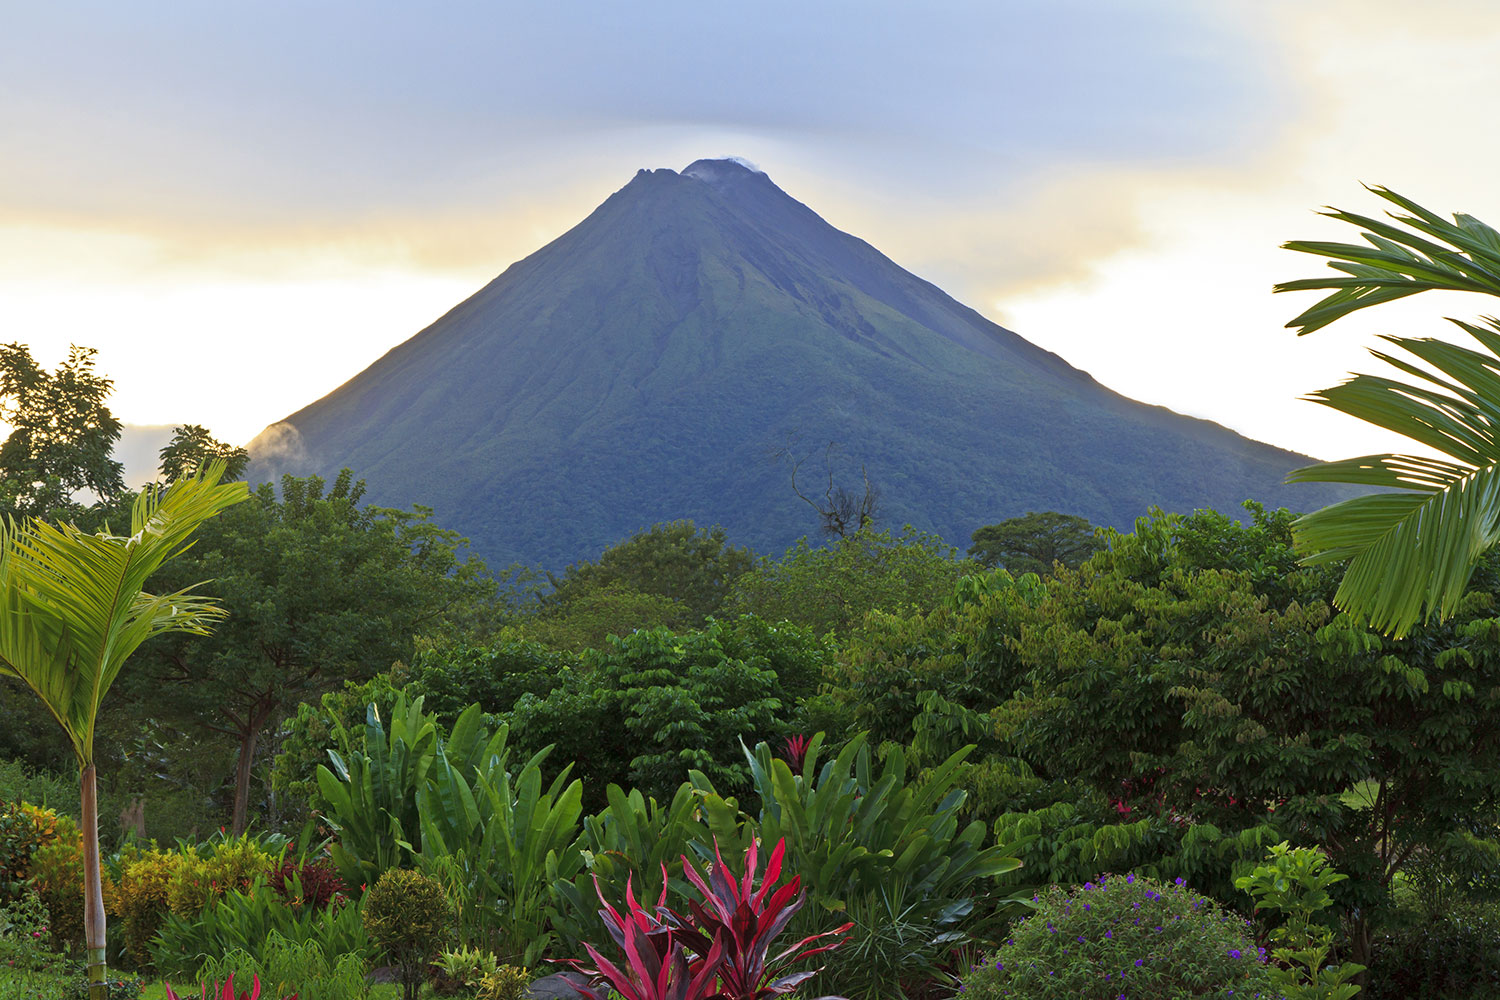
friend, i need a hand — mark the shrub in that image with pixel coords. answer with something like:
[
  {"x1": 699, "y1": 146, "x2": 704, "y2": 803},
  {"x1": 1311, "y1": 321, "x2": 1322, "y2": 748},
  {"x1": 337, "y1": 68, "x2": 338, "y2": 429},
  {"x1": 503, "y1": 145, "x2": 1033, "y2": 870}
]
[
  {"x1": 166, "y1": 835, "x2": 276, "y2": 914},
  {"x1": 363, "y1": 868, "x2": 450, "y2": 1000},
  {"x1": 152, "y1": 877, "x2": 370, "y2": 979},
  {"x1": 475, "y1": 965, "x2": 532, "y2": 1000},
  {"x1": 113, "y1": 847, "x2": 181, "y2": 969},
  {"x1": 0, "y1": 801, "x2": 75, "y2": 902},
  {"x1": 62, "y1": 972, "x2": 144, "y2": 999},
  {"x1": 431, "y1": 945, "x2": 500, "y2": 996},
  {"x1": 266, "y1": 857, "x2": 346, "y2": 909},
  {"x1": 958, "y1": 875, "x2": 1280, "y2": 1000},
  {"x1": 28, "y1": 840, "x2": 115, "y2": 954},
  {"x1": 196, "y1": 932, "x2": 369, "y2": 1000},
  {"x1": 569, "y1": 837, "x2": 851, "y2": 1000},
  {"x1": 0, "y1": 889, "x2": 67, "y2": 974},
  {"x1": 1364, "y1": 900, "x2": 1500, "y2": 999}
]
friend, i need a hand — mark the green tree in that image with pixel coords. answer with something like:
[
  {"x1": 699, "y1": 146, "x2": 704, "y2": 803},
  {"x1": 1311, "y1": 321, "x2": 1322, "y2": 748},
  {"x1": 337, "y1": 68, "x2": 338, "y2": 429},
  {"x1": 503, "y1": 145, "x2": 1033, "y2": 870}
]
[
  {"x1": 967, "y1": 510, "x2": 1102, "y2": 576},
  {"x1": 503, "y1": 618, "x2": 800, "y2": 807},
  {"x1": 844, "y1": 505, "x2": 1500, "y2": 965},
  {"x1": 1278, "y1": 186, "x2": 1500, "y2": 636},
  {"x1": 518, "y1": 582, "x2": 691, "y2": 652},
  {"x1": 0, "y1": 343, "x2": 125, "y2": 520},
  {"x1": 0, "y1": 465, "x2": 247, "y2": 998},
  {"x1": 132, "y1": 469, "x2": 497, "y2": 834},
  {"x1": 157, "y1": 424, "x2": 249, "y2": 482},
  {"x1": 726, "y1": 526, "x2": 972, "y2": 636},
  {"x1": 545, "y1": 520, "x2": 755, "y2": 624}
]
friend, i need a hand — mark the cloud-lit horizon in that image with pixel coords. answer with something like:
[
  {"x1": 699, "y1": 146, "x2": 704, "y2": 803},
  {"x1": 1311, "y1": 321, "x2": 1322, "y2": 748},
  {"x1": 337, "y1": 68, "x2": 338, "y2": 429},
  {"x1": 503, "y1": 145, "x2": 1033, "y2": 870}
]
[{"x1": 4, "y1": 0, "x2": 1499, "y2": 471}]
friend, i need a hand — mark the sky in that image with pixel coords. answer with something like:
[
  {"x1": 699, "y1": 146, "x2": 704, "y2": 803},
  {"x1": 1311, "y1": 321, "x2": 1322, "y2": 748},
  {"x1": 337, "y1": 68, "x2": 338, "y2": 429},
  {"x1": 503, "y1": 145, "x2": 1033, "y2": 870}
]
[{"x1": 3, "y1": 0, "x2": 1500, "y2": 487}]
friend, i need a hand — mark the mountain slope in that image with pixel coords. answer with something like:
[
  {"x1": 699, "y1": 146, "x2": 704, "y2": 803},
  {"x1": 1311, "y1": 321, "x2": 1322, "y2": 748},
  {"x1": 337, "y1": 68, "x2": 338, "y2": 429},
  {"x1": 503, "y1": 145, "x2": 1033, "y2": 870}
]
[{"x1": 248, "y1": 158, "x2": 1350, "y2": 568}]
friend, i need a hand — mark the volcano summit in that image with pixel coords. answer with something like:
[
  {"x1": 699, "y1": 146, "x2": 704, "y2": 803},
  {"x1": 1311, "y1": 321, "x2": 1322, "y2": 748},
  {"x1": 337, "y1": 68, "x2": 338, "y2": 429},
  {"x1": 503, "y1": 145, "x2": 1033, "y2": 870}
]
[{"x1": 248, "y1": 158, "x2": 1347, "y2": 568}]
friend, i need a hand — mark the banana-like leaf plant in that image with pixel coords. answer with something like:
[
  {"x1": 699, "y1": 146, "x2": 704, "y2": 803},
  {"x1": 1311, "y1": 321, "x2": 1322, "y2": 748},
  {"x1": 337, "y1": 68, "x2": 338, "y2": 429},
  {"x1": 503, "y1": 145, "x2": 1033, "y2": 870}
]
[
  {"x1": 0, "y1": 463, "x2": 247, "y2": 999},
  {"x1": 1278, "y1": 185, "x2": 1500, "y2": 636}
]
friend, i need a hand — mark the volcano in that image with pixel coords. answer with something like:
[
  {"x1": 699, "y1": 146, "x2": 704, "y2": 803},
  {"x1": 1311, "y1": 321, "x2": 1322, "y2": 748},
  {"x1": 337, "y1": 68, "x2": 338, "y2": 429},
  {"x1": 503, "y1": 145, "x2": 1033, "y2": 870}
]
[{"x1": 247, "y1": 158, "x2": 1347, "y2": 568}]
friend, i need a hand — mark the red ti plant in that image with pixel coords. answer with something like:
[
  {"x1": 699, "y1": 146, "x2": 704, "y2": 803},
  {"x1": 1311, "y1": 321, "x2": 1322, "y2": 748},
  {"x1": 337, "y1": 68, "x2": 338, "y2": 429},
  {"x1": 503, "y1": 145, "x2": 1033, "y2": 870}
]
[
  {"x1": 163, "y1": 974, "x2": 298, "y2": 1000},
  {"x1": 780, "y1": 735, "x2": 809, "y2": 773},
  {"x1": 568, "y1": 837, "x2": 851, "y2": 1000},
  {"x1": 569, "y1": 873, "x2": 725, "y2": 1000}
]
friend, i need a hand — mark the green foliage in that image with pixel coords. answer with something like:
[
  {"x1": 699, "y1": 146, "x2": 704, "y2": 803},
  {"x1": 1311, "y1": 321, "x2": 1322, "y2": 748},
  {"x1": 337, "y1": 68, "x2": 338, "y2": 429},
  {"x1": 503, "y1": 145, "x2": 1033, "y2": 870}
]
[
  {"x1": 546, "y1": 520, "x2": 755, "y2": 625},
  {"x1": 432, "y1": 945, "x2": 501, "y2": 995},
  {"x1": 315, "y1": 696, "x2": 506, "y2": 886},
  {"x1": 505, "y1": 620, "x2": 791, "y2": 806},
  {"x1": 0, "y1": 761, "x2": 77, "y2": 819},
  {"x1": 725, "y1": 527, "x2": 973, "y2": 637},
  {"x1": 196, "y1": 932, "x2": 370, "y2": 1000},
  {"x1": 958, "y1": 875, "x2": 1278, "y2": 1000},
  {"x1": 408, "y1": 633, "x2": 575, "y2": 721},
  {"x1": 1277, "y1": 185, "x2": 1500, "y2": 636},
  {"x1": 269, "y1": 666, "x2": 409, "y2": 829},
  {"x1": 1364, "y1": 899, "x2": 1500, "y2": 999},
  {"x1": 720, "y1": 734, "x2": 1021, "y2": 998},
  {"x1": 0, "y1": 888, "x2": 67, "y2": 973},
  {"x1": 131, "y1": 467, "x2": 497, "y2": 831},
  {"x1": 967, "y1": 511, "x2": 1101, "y2": 577},
  {"x1": 315, "y1": 695, "x2": 585, "y2": 964},
  {"x1": 0, "y1": 343, "x2": 124, "y2": 521},
  {"x1": 363, "y1": 868, "x2": 450, "y2": 1000},
  {"x1": 474, "y1": 965, "x2": 533, "y2": 1000},
  {"x1": 157, "y1": 425, "x2": 249, "y2": 483},
  {"x1": 517, "y1": 583, "x2": 692, "y2": 653},
  {"x1": 1236, "y1": 842, "x2": 1364, "y2": 999},
  {"x1": 151, "y1": 877, "x2": 371, "y2": 979},
  {"x1": 546, "y1": 781, "x2": 724, "y2": 955}
]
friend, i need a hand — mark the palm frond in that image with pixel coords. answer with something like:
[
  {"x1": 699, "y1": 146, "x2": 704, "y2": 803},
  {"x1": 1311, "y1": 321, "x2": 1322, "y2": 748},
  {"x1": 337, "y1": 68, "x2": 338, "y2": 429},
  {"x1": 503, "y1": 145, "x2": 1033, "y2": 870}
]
[
  {"x1": 0, "y1": 462, "x2": 248, "y2": 762},
  {"x1": 1280, "y1": 189, "x2": 1500, "y2": 636},
  {"x1": 1276, "y1": 186, "x2": 1500, "y2": 335}
]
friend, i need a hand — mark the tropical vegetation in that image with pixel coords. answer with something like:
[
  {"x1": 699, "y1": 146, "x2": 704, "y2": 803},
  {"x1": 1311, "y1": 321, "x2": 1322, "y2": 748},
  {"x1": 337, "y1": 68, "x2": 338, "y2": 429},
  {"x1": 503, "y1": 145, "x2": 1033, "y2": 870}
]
[{"x1": 5, "y1": 187, "x2": 1500, "y2": 999}]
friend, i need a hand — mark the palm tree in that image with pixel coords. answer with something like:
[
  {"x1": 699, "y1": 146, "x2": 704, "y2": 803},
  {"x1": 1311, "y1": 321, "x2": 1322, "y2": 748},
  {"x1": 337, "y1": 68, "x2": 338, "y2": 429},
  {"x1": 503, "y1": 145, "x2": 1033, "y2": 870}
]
[
  {"x1": 0, "y1": 463, "x2": 247, "y2": 998},
  {"x1": 1277, "y1": 185, "x2": 1500, "y2": 637}
]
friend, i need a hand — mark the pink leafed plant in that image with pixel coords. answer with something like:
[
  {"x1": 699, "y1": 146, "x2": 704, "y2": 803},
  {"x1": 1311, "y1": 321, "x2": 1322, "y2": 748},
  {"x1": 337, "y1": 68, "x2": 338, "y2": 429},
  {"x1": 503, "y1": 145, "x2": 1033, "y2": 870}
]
[
  {"x1": 162, "y1": 973, "x2": 298, "y2": 1000},
  {"x1": 567, "y1": 837, "x2": 851, "y2": 1000}
]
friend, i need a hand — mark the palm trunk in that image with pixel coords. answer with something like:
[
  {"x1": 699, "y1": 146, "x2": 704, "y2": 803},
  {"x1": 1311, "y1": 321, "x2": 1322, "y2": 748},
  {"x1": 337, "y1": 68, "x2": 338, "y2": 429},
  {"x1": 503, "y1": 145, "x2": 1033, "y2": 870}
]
[{"x1": 81, "y1": 762, "x2": 108, "y2": 1000}]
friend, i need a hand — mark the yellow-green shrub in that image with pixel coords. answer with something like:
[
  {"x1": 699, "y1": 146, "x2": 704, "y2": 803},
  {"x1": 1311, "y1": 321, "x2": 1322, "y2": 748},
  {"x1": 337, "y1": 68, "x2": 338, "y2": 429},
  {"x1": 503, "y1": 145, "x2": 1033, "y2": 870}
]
[
  {"x1": 166, "y1": 836, "x2": 275, "y2": 914},
  {"x1": 114, "y1": 847, "x2": 183, "y2": 967},
  {"x1": 475, "y1": 965, "x2": 531, "y2": 1000},
  {"x1": 29, "y1": 840, "x2": 115, "y2": 954},
  {"x1": 0, "y1": 801, "x2": 76, "y2": 899}
]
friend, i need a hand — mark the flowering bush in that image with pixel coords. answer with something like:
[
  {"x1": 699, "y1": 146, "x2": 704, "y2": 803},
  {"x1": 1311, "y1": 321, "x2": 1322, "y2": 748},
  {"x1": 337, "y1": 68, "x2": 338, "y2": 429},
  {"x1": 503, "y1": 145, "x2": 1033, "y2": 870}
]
[{"x1": 958, "y1": 875, "x2": 1282, "y2": 999}]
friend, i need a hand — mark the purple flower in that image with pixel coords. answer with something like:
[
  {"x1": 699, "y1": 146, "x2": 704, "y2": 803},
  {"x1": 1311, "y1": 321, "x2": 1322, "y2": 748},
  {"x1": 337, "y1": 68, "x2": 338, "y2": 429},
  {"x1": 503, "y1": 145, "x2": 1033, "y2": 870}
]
[
  {"x1": 1125, "y1": 874, "x2": 1135, "y2": 884},
  {"x1": 1135, "y1": 959, "x2": 1144, "y2": 967},
  {"x1": 1229, "y1": 949, "x2": 1242, "y2": 959},
  {"x1": 1174, "y1": 877, "x2": 1185, "y2": 886}
]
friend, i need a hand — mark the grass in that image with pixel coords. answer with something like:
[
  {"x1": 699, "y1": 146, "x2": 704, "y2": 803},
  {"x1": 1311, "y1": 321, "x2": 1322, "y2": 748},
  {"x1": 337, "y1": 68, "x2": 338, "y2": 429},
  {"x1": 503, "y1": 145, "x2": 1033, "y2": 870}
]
[{"x1": 0, "y1": 969, "x2": 407, "y2": 999}]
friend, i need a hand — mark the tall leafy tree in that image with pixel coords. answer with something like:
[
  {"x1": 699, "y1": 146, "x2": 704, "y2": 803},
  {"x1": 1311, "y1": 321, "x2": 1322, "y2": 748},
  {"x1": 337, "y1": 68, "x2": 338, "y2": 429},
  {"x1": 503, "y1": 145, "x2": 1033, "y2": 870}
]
[
  {"x1": 157, "y1": 424, "x2": 249, "y2": 482},
  {"x1": 0, "y1": 465, "x2": 247, "y2": 998},
  {"x1": 132, "y1": 469, "x2": 497, "y2": 833},
  {"x1": 546, "y1": 520, "x2": 755, "y2": 624},
  {"x1": 1278, "y1": 186, "x2": 1500, "y2": 636},
  {"x1": 0, "y1": 343, "x2": 125, "y2": 520},
  {"x1": 726, "y1": 526, "x2": 971, "y2": 636},
  {"x1": 967, "y1": 511, "x2": 1102, "y2": 576}
]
